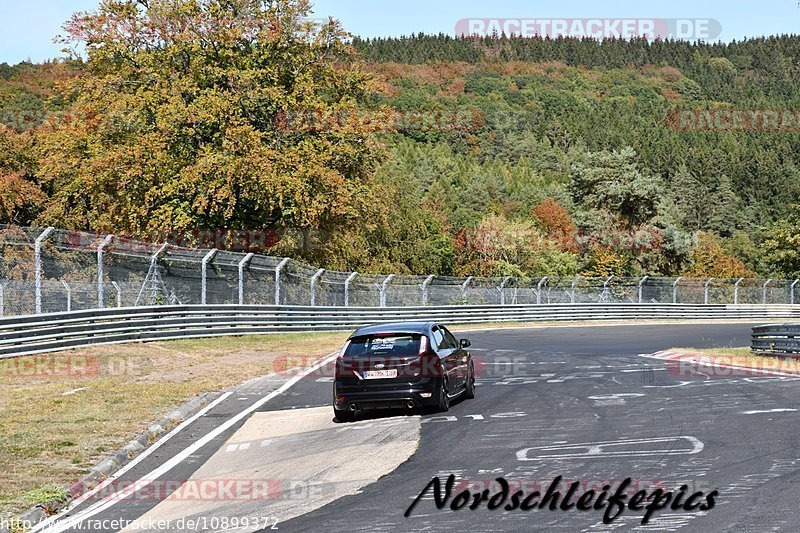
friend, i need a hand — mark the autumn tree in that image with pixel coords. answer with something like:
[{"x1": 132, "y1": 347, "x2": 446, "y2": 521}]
[
  {"x1": 684, "y1": 231, "x2": 753, "y2": 278},
  {"x1": 36, "y1": 0, "x2": 384, "y2": 259},
  {"x1": 532, "y1": 197, "x2": 578, "y2": 252},
  {"x1": 0, "y1": 125, "x2": 44, "y2": 224},
  {"x1": 456, "y1": 214, "x2": 577, "y2": 277}
]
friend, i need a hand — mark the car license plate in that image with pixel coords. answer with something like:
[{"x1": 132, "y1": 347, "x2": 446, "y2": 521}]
[{"x1": 364, "y1": 369, "x2": 397, "y2": 379}]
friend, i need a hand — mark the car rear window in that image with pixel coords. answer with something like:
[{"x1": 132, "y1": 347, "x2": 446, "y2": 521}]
[{"x1": 345, "y1": 334, "x2": 421, "y2": 357}]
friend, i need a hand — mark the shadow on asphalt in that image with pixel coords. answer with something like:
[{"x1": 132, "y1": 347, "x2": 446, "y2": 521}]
[{"x1": 332, "y1": 394, "x2": 471, "y2": 424}]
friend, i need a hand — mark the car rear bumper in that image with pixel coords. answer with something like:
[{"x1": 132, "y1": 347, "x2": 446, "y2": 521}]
[{"x1": 334, "y1": 381, "x2": 440, "y2": 410}]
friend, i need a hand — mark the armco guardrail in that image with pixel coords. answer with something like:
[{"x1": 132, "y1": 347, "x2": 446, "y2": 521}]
[
  {"x1": 1, "y1": 303, "x2": 799, "y2": 358},
  {"x1": 752, "y1": 323, "x2": 800, "y2": 356}
]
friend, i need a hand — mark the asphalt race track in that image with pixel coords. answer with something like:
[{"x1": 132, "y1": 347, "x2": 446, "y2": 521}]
[{"x1": 39, "y1": 323, "x2": 800, "y2": 532}]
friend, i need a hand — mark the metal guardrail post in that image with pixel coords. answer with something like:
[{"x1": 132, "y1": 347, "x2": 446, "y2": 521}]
[
  {"x1": 0, "y1": 283, "x2": 4, "y2": 316},
  {"x1": 792, "y1": 279, "x2": 800, "y2": 305},
  {"x1": 421, "y1": 275, "x2": 435, "y2": 306},
  {"x1": 274, "y1": 258, "x2": 290, "y2": 306},
  {"x1": 237, "y1": 253, "x2": 255, "y2": 306},
  {"x1": 537, "y1": 277, "x2": 549, "y2": 305},
  {"x1": 344, "y1": 272, "x2": 358, "y2": 307},
  {"x1": 379, "y1": 274, "x2": 395, "y2": 308},
  {"x1": 763, "y1": 278, "x2": 773, "y2": 305},
  {"x1": 34, "y1": 227, "x2": 55, "y2": 314},
  {"x1": 672, "y1": 277, "x2": 683, "y2": 304},
  {"x1": 734, "y1": 277, "x2": 745, "y2": 305},
  {"x1": 62, "y1": 280, "x2": 72, "y2": 312},
  {"x1": 704, "y1": 278, "x2": 714, "y2": 305},
  {"x1": 752, "y1": 324, "x2": 800, "y2": 356},
  {"x1": 460, "y1": 276, "x2": 473, "y2": 304},
  {"x1": 498, "y1": 277, "x2": 512, "y2": 305},
  {"x1": 310, "y1": 269, "x2": 326, "y2": 306},
  {"x1": 200, "y1": 248, "x2": 218, "y2": 305},
  {"x1": 111, "y1": 281, "x2": 122, "y2": 308},
  {"x1": 638, "y1": 276, "x2": 649, "y2": 304},
  {"x1": 97, "y1": 234, "x2": 113, "y2": 308}
]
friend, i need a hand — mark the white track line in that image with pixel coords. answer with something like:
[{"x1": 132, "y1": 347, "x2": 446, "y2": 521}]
[
  {"x1": 36, "y1": 352, "x2": 338, "y2": 533},
  {"x1": 31, "y1": 391, "x2": 232, "y2": 532}
]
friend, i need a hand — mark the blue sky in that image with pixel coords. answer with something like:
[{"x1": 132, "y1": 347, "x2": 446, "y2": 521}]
[{"x1": 1, "y1": 0, "x2": 799, "y2": 64}]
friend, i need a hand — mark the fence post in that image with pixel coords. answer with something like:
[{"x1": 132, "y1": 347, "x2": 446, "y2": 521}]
[
  {"x1": 379, "y1": 274, "x2": 395, "y2": 308},
  {"x1": 537, "y1": 277, "x2": 549, "y2": 305},
  {"x1": 599, "y1": 275, "x2": 614, "y2": 303},
  {"x1": 135, "y1": 243, "x2": 169, "y2": 307},
  {"x1": 672, "y1": 277, "x2": 683, "y2": 304},
  {"x1": 274, "y1": 258, "x2": 290, "y2": 306},
  {"x1": 704, "y1": 277, "x2": 714, "y2": 305},
  {"x1": 570, "y1": 276, "x2": 581, "y2": 304},
  {"x1": 34, "y1": 227, "x2": 55, "y2": 314},
  {"x1": 0, "y1": 283, "x2": 4, "y2": 316},
  {"x1": 200, "y1": 248, "x2": 218, "y2": 305},
  {"x1": 421, "y1": 275, "x2": 435, "y2": 306},
  {"x1": 237, "y1": 253, "x2": 255, "y2": 305},
  {"x1": 344, "y1": 272, "x2": 358, "y2": 307},
  {"x1": 310, "y1": 268, "x2": 325, "y2": 306},
  {"x1": 111, "y1": 281, "x2": 122, "y2": 308},
  {"x1": 498, "y1": 277, "x2": 512, "y2": 305},
  {"x1": 734, "y1": 277, "x2": 745, "y2": 305},
  {"x1": 792, "y1": 279, "x2": 800, "y2": 305},
  {"x1": 638, "y1": 276, "x2": 649, "y2": 304},
  {"x1": 763, "y1": 278, "x2": 773, "y2": 304},
  {"x1": 62, "y1": 280, "x2": 72, "y2": 312},
  {"x1": 97, "y1": 234, "x2": 113, "y2": 308},
  {"x1": 460, "y1": 276, "x2": 473, "y2": 304}
]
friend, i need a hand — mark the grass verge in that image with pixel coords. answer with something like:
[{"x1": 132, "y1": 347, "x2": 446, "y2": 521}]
[{"x1": 0, "y1": 332, "x2": 348, "y2": 519}]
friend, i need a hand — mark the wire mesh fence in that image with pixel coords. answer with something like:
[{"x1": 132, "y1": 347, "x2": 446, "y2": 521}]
[{"x1": 0, "y1": 224, "x2": 798, "y2": 317}]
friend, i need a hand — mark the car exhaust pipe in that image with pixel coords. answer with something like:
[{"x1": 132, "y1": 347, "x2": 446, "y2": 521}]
[
  {"x1": 348, "y1": 403, "x2": 357, "y2": 412},
  {"x1": 406, "y1": 400, "x2": 416, "y2": 410}
]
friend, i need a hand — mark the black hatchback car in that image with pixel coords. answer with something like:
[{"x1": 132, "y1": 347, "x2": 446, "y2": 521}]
[{"x1": 333, "y1": 322, "x2": 475, "y2": 421}]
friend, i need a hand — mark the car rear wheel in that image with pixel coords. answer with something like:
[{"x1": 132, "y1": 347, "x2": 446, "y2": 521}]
[
  {"x1": 334, "y1": 407, "x2": 355, "y2": 422},
  {"x1": 465, "y1": 363, "x2": 475, "y2": 399},
  {"x1": 437, "y1": 378, "x2": 450, "y2": 412}
]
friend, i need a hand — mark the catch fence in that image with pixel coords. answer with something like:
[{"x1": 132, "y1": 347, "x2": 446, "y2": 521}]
[{"x1": 1, "y1": 225, "x2": 798, "y2": 317}]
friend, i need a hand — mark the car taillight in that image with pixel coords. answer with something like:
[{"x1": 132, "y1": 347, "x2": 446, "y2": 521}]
[
  {"x1": 419, "y1": 335, "x2": 428, "y2": 355},
  {"x1": 335, "y1": 341, "x2": 351, "y2": 376},
  {"x1": 338, "y1": 340, "x2": 351, "y2": 359}
]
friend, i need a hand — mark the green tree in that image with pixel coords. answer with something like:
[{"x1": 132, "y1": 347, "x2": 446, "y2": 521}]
[
  {"x1": 763, "y1": 205, "x2": 800, "y2": 277},
  {"x1": 36, "y1": 0, "x2": 384, "y2": 261},
  {"x1": 569, "y1": 147, "x2": 663, "y2": 230},
  {"x1": 670, "y1": 164, "x2": 709, "y2": 231}
]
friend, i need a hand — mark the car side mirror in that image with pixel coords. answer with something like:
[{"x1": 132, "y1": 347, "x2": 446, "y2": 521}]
[{"x1": 460, "y1": 339, "x2": 471, "y2": 348}]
